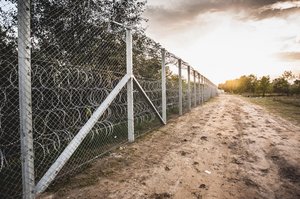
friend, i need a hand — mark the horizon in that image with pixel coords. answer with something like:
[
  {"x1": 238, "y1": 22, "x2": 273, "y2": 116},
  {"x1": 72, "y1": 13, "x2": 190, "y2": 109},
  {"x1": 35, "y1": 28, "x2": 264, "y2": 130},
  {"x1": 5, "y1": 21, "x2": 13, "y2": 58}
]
[{"x1": 143, "y1": 0, "x2": 300, "y2": 84}]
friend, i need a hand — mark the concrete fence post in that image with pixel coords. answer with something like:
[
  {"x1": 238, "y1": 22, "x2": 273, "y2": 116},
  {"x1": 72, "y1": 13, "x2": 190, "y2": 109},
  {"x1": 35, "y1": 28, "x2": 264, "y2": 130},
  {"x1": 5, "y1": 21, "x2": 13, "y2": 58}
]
[
  {"x1": 126, "y1": 29, "x2": 134, "y2": 142},
  {"x1": 204, "y1": 78, "x2": 207, "y2": 101},
  {"x1": 161, "y1": 48, "x2": 167, "y2": 123},
  {"x1": 18, "y1": 0, "x2": 35, "y2": 198},
  {"x1": 187, "y1": 65, "x2": 191, "y2": 110},
  {"x1": 178, "y1": 59, "x2": 183, "y2": 115}
]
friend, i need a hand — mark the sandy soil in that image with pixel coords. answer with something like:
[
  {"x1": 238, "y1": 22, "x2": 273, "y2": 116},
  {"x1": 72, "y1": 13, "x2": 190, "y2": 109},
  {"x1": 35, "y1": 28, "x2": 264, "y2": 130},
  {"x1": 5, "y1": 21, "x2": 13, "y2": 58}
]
[{"x1": 42, "y1": 94, "x2": 300, "y2": 199}]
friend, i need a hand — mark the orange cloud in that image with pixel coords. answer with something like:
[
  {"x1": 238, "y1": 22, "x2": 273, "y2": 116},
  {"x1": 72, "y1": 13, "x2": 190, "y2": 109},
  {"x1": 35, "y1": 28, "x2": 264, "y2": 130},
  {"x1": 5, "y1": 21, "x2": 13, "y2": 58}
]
[{"x1": 275, "y1": 52, "x2": 300, "y2": 61}]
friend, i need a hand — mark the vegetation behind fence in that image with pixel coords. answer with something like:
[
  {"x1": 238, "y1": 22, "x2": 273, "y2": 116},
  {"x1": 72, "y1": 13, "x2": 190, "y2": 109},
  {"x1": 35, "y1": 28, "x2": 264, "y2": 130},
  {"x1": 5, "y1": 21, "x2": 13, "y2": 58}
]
[
  {"x1": 218, "y1": 71, "x2": 300, "y2": 96},
  {"x1": 0, "y1": 0, "x2": 218, "y2": 198}
]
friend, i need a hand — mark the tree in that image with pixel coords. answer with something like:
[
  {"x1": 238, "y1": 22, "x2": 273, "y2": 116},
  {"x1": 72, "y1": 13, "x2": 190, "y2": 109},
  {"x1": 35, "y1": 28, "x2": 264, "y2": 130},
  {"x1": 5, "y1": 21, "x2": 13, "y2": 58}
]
[
  {"x1": 281, "y1": 71, "x2": 295, "y2": 81},
  {"x1": 272, "y1": 77, "x2": 290, "y2": 95},
  {"x1": 257, "y1": 76, "x2": 270, "y2": 97},
  {"x1": 237, "y1": 75, "x2": 249, "y2": 93},
  {"x1": 247, "y1": 74, "x2": 258, "y2": 94},
  {"x1": 0, "y1": 2, "x2": 17, "y2": 86},
  {"x1": 242, "y1": 74, "x2": 258, "y2": 94},
  {"x1": 218, "y1": 74, "x2": 258, "y2": 94},
  {"x1": 3, "y1": 0, "x2": 148, "y2": 71},
  {"x1": 291, "y1": 79, "x2": 300, "y2": 94}
]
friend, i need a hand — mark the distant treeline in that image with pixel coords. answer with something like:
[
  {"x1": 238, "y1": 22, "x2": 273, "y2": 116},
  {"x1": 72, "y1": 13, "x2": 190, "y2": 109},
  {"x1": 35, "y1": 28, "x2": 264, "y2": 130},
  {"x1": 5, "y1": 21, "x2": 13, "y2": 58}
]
[{"x1": 218, "y1": 71, "x2": 300, "y2": 96}]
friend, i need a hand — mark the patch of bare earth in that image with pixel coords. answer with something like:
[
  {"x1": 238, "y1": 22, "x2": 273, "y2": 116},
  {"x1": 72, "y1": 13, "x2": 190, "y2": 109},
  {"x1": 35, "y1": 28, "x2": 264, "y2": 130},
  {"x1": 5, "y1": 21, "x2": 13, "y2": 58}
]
[{"x1": 41, "y1": 95, "x2": 300, "y2": 199}]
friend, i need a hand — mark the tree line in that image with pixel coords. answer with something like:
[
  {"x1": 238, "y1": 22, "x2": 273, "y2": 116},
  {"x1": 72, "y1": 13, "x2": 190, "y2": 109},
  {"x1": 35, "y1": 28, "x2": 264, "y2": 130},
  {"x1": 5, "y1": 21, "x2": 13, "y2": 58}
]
[
  {"x1": 218, "y1": 71, "x2": 300, "y2": 96},
  {"x1": 0, "y1": 0, "x2": 166, "y2": 77}
]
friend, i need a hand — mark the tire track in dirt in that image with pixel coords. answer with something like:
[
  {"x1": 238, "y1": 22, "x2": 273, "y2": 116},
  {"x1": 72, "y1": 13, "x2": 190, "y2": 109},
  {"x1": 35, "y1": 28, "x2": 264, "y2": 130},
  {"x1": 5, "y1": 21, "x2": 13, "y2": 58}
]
[
  {"x1": 219, "y1": 96, "x2": 300, "y2": 199},
  {"x1": 41, "y1": 95, "x2": 300, "y2": 199}
]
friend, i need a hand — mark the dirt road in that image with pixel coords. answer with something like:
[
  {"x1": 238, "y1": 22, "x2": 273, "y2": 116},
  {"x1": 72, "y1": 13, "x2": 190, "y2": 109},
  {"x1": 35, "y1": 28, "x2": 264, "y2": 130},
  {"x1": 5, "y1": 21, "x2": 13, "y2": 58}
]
[{"x1": 44, "y1": 95, "x2": 300, "y2": 199}]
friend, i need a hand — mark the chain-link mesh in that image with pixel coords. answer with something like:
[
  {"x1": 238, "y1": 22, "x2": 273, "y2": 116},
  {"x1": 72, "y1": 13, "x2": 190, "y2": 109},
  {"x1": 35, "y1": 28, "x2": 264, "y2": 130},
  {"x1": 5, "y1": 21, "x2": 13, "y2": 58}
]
[
  {"x1": 181, "y1": 64, "x2": 189, "y2": 114},
  {"x1": 165, "y1": 52, "x2": 180, "y2": 119},
  {"x1": 0, "y1": 0, "x2": 218, "y2": 198},
  {"x1": 132, "y1": 34, "x2": 163, "y2": 137},
  {"x1": 1, "y1": 0, "x2": 30, "y2": 198},
  {"x1": 29, "y1": 0, "x2": 130, "y2": 192}
]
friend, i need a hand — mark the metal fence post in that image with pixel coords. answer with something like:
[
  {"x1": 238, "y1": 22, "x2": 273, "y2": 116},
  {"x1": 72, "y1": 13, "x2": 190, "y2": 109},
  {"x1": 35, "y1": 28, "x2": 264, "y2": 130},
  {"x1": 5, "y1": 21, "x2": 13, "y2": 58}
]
[
  {"x1": 126, "y1": 28, "x2": 134, "y2": 142},
  {"x1": 193, "y1": 70, "x2": 196, "y2": 107},
  {"x1": 18, "y1": 0, "x2": 35, "y2": 198},
  {"x1": 178, "y1": 59, "x2": 182, "y2": 115},
  {"x1": 161, "y1": 48, "x2": 167, "y2": 123},
  {"x1": 187, "y1": 65, "x2": 191, "y2": 110}
]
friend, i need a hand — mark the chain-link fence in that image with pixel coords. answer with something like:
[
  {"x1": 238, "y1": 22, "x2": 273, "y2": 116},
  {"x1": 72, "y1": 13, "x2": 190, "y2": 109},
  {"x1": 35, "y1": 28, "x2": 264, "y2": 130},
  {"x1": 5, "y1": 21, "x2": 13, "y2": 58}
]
[{"x1": 0, "y1": 0, "x2": 218, "y2": 198}]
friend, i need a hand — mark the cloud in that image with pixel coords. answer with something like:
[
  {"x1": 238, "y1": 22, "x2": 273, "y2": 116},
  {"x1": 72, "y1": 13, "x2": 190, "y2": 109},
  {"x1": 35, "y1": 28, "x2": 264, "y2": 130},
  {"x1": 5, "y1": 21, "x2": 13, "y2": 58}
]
[
  {"x1": 275, "y1": 52, "x2": 300, "y2": 61},
  {"x1": 145, "y1": 0, "x2": 300, "y2": 27},
  {"x1": 249, "y1": 6, "x2": 300, "y2": 20}
]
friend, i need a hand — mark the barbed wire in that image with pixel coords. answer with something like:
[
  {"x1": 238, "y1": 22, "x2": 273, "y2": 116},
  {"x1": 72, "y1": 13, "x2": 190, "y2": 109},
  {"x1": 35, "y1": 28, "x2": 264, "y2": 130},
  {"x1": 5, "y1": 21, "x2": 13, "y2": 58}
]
[{"x1": 0, "y1": 0, "x2": 217, "y2": 198}]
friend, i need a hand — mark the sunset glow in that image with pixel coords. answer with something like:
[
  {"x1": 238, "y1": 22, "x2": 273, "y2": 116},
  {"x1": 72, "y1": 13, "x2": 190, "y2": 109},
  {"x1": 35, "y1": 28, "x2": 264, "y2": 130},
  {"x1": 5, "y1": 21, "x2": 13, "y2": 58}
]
[{"x1": 144, "y1": 0, "x2": 300, "y2": 84}]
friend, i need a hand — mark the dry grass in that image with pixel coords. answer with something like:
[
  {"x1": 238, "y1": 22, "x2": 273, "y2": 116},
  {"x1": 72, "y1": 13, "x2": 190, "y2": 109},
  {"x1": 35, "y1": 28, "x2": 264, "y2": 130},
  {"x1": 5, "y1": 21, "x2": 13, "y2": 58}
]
[{"x1": 246, "y1": 96, "x2": 300, "y2": 126}]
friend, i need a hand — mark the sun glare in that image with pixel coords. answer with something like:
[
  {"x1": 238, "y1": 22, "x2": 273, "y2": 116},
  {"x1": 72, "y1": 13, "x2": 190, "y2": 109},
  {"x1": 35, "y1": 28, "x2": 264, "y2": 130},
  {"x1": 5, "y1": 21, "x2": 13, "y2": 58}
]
[{"x1": 150, "y1": 11, "x2": 300, "y2": 84}]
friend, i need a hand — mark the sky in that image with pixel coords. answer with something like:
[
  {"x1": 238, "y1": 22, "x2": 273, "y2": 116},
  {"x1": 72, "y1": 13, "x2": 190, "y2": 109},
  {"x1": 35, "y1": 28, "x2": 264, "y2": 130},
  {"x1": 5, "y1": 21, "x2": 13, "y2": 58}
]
[{"x1": 143, "y1": 0, "x2": 300, "y2": 84}]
